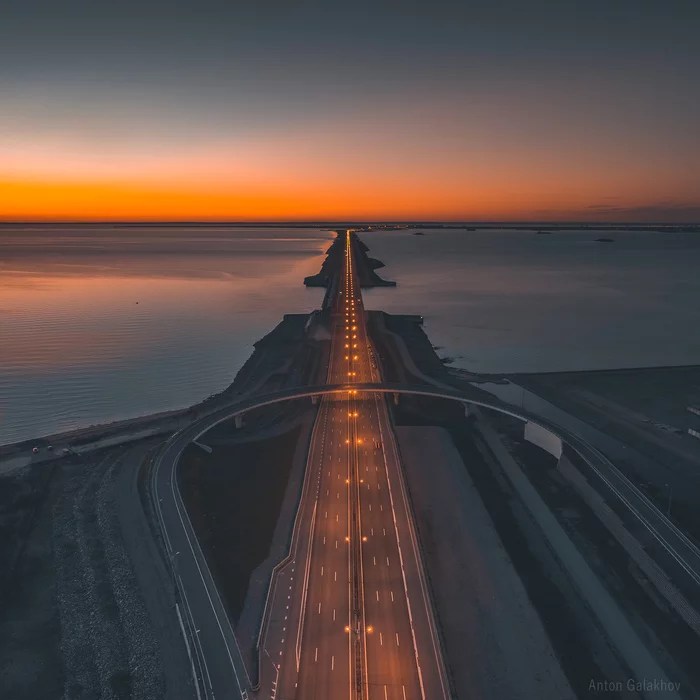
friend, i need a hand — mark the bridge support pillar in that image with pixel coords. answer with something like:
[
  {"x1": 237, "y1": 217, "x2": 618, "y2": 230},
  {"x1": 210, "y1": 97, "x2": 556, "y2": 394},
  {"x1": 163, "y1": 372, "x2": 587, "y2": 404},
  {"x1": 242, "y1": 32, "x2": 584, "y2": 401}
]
[
  {"x1": 393, "y1": 392, "x2": 399, "y2": 405},
  {"x1": 235, "y1": 414, "x2": 244, "y2": 429},
  {"x1": 311, "y1": 395, "x2": 319, "y2": 405}
]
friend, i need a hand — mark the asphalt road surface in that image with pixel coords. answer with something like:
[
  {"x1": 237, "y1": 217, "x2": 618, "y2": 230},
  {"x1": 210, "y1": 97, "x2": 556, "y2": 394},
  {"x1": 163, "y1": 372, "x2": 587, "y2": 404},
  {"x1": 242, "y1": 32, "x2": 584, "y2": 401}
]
[{"x1": 275, "y1": 232, "x2": 449, "y2": 700}]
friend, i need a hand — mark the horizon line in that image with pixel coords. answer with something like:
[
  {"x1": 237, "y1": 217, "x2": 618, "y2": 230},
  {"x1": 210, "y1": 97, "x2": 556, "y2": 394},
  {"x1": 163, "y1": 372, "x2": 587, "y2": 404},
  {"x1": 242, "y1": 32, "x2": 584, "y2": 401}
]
[{"x1": 1, "y1": 220, "x2": 699, "y2": 227}]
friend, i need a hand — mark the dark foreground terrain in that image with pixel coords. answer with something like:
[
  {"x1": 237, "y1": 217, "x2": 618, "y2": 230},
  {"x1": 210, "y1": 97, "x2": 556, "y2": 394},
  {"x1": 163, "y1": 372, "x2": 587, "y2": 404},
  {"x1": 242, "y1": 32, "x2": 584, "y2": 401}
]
[{"x1": 0, "y1": 444, "x2": 192, "y2": 700}]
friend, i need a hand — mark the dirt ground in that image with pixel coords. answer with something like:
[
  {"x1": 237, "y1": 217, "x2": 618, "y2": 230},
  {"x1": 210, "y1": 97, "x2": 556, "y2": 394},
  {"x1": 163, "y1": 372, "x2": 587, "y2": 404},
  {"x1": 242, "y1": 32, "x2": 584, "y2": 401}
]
[
  {"x1": 396, "y1": 425, "x2": 575, "y2": 700},
  {"x1": 389, "y1": 396, "x2": 650, "y2": 699},
  {"x1": 177, "y1": 423, "x2": 303, "y2": 625}
]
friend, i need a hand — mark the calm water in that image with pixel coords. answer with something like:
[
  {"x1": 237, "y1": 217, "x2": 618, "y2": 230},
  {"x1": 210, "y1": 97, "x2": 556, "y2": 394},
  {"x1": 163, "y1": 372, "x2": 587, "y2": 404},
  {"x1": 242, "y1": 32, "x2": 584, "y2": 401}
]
[
  {"x1": 2, "y1": 226, "x2": 700, "y2": 445},
  {"x1": 0, "y1": 227, "x2": 331, "y2": 444},
  {"x1": 362, "y1": 228, "x2": 700, "y2": 374}
]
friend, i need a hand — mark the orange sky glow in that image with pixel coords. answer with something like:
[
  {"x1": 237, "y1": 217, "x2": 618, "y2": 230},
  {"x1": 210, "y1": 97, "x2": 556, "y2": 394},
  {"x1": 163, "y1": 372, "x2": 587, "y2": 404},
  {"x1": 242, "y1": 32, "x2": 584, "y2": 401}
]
[
  {"x1": 3, "y1": 175, "x2": 696, "y2": 223},
  {"x1": 3, "y1": 99, "x2": 698, "y2": 223},
  {"x1": 2, "y1": 3, "x2": 699, "y2": 223}
]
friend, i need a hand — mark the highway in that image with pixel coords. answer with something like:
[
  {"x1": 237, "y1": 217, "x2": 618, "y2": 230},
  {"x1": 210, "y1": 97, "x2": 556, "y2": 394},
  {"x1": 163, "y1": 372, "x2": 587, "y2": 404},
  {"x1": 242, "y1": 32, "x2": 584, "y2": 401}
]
[{"x1": 267, "y1": 231, "x2": 449, "y2": 700}]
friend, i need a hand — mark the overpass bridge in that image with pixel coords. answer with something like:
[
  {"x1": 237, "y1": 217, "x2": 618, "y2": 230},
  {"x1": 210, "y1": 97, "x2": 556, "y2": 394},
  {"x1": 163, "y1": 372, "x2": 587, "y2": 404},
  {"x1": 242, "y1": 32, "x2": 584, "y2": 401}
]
[
  {"x1": 189, "y1": 380, "x2": 700, "y2": 587},
  {"x1": 154, "y1": 383, "x2": 700, "y2": 700}
]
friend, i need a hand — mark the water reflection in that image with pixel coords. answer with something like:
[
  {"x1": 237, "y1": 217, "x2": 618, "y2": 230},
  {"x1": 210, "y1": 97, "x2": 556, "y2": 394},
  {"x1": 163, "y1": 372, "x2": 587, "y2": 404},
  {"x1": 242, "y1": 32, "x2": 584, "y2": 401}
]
[{"x1": 0, "y1": 227, "x2": 332, "y2": 444}]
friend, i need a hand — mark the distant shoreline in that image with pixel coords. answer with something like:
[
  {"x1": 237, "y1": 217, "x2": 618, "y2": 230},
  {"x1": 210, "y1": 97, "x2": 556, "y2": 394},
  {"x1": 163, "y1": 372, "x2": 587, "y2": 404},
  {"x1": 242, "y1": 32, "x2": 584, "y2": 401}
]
[{"x1": 1, "y1": 221, "x2": 698, "y2": 232}]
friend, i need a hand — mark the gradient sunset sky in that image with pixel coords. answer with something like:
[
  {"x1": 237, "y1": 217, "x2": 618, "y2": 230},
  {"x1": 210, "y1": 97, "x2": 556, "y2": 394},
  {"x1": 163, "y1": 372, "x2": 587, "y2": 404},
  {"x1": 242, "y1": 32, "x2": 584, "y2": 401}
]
[{"x1": 2, "y1": 1, "x2": 699, "y2": 222}]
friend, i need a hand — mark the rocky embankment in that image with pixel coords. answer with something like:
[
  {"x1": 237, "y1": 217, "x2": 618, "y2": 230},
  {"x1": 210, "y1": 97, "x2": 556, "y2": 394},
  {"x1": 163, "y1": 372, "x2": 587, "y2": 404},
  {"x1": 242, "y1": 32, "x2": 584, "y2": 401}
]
[
  {"x1": 304, "y1": 230, "x2": 395, "y2": 290},
  {"x1": 0, "y1": 445, "x2": 172, "y2": 700}
]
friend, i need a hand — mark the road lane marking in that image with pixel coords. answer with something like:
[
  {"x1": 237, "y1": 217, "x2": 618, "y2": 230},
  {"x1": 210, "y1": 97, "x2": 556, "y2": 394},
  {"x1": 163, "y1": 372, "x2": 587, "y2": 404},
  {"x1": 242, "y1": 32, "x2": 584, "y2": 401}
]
[
  {"x1": 391, "y1": 591, "x2": 394, "y2": 602},
  {"x1": 380, "y1": 632, "x2": 383, "y2": 646},
  {"x1": 376, "y1": 590, "x2": 379, "y2": 601},
  {"x1": 318, "y1": 603, "x2": 321, "y2": 613},
  {"x1": 331, "y1": 655, "x2": 335, "y2": 671},
  {"x1": 321, "y1": 566, "x2": 324, "y2": 576},
  {"x1": 387, "y1": 557, "x2": 390, "y2": 566},
  {"x1": 333, "y1": 609, "x2": 336, "y2": 621},
  {"x1": 315, "y1": 647, "x2": 318, "y2": 662},
  {"x1": 396, "y1": 633, "x2": 400, "y2": 646}
]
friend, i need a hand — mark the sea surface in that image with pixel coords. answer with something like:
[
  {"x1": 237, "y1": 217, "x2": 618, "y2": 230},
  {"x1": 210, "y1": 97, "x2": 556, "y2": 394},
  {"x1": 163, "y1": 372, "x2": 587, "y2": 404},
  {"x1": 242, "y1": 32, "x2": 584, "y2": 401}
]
[
  {"x1": 2, "y1": 225, "x2": 700, "y2": 445},
  {"x1": 0, "y1": 227, "x2": 332, "y2": 444},
  {"x1": 362, "y1": 227, "x2": 700, "y2": 375}
]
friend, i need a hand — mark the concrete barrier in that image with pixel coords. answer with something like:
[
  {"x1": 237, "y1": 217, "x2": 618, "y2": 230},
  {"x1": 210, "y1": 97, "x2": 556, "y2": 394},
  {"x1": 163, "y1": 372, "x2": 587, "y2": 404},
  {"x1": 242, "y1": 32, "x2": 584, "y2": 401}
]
[{"x1": 524, "y1": 421, "x2": 563, "y2": 459}]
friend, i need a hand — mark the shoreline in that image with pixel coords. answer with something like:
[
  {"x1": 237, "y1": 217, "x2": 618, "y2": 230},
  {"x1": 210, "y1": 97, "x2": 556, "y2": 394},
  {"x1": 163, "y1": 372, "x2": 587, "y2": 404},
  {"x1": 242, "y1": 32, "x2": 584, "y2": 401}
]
[
  {"x1": 0, "y1": 312, "x2": 319, "y2": 469},
  {"x1": 2, "y1": 222, "x2": 699, "y2": 232},
  {"x1": 4, "y1": 361, "x2": 699, "y2": 460}
]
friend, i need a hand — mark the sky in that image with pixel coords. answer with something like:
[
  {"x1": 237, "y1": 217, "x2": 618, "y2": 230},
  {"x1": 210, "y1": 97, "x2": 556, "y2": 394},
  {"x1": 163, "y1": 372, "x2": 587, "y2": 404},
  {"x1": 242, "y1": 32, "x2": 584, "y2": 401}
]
[{"x1": 1, "y1": 0, "x2": 699, "y2": 222}]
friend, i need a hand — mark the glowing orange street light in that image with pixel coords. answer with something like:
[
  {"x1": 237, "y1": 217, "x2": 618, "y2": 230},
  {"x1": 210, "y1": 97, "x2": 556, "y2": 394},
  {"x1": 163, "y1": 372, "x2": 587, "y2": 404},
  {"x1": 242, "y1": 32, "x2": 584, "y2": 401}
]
[{"x1": 362, "y1": 536, "x2": 368, "y2": 542}]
